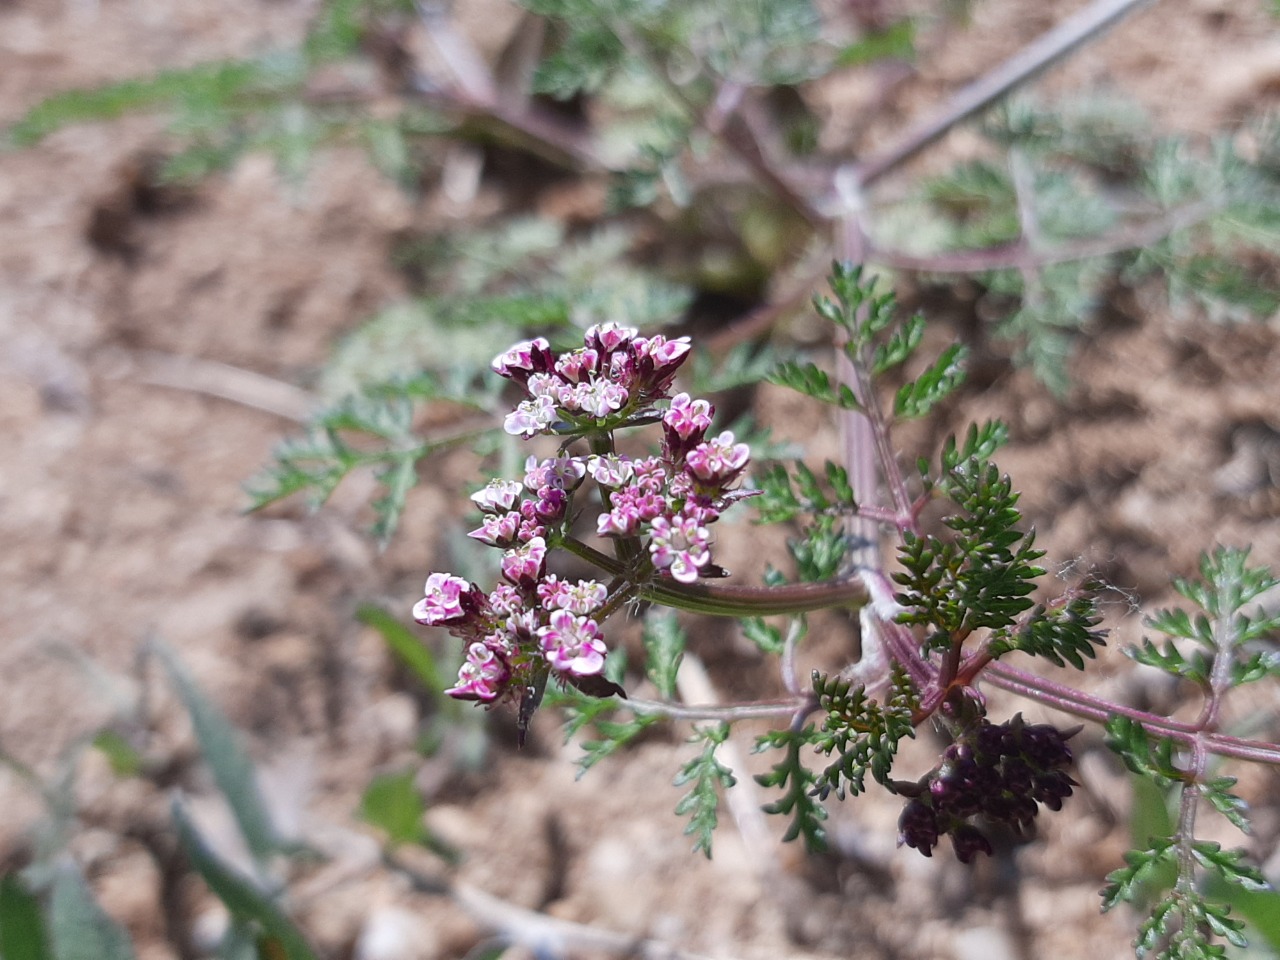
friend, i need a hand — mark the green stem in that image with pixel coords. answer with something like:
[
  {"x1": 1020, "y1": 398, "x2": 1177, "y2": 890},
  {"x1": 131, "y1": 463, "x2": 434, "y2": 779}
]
[{"x1": 561, "y1": 537, "x2": 869, "y2": 617}]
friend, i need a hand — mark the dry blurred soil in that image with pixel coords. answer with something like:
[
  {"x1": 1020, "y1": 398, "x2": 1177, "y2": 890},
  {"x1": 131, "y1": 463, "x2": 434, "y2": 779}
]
[{"x1": 1, "y1": 1, "x2": 1278, "y2": 958}]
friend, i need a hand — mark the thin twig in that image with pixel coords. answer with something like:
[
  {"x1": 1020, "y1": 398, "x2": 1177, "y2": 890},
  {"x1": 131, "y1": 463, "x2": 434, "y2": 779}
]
[
  {"x1": 983, "y1": 663, "x2": 1280, "y2": 766},
  {"x1": 1010, "y1": 147, "x2": 1045, "y2": 309},
  {"x1": 702, "y1": 261, "x2": 829, "y2": 352},
  {"x1": 387, "y1": 852, "x2": 727, "y2": 960},
  {"x1": 849, "y1": 0, "x2": 1162, "y2": 189},
  {"x1": 101, "y1": 349, "x2": 313, "y2": 422},
  {"x1": 414, "y1": 0, "x2": 496, "y2": 104},
  {"x1": 410, "y1": 1, "x2": 605, "y2": 170},
  {"x1": 607, "y1": 16, "x2": 825, "y2": 224},
  {"x1": 864, "y1": 198, "x2": 1221, "y2": 273},
  {"x1": 622, "y1": 697, "x2": 807, "y2": 723}
]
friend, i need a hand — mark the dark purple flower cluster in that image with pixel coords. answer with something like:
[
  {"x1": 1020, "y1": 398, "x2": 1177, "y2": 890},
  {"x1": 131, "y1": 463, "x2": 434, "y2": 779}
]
[
  {"x1": 414, "y1": 325, "x2": 755, "y2": 705},
  {"x1": 897, "y1": 715, "x2": 1077, "y2": 863}
]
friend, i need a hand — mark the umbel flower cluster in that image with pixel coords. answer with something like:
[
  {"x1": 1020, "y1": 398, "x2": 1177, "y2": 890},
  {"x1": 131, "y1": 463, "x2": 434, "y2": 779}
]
[
  {"x1": 413, "y1": 323, "x2": 752, "y2": 704},
  {"x1": 897, "y1": 712, "x2": 1078, "y2": 862}
]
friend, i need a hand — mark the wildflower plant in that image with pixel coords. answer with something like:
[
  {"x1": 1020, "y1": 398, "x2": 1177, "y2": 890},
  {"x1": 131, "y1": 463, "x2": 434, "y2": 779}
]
[
  {"x1": 8, "y1": 0, "x2": 1280, "y2": 957},
  {"x1": 405, "y1": 262, "x2": 1280, "y2": 960}
]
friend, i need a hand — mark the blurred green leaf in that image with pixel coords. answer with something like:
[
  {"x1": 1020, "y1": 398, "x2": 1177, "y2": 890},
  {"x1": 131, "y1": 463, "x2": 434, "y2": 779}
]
[
  {"x1": 834, "y1": 20, "x2": 914, "y2": 67},
  {"x1": 642, "y1": 611, "x2": 686, "y2": 700},
  {"x1": 360, "y1": 770, "x2": 427, "y2": 847},
  {"x1": 172, "y1": 800, "x2": 316, "y2": 960},
  {"x1": 741, "y1": 618, "x2": 785, "y2": 655},
  {"x1": 1203, "y1": 873, "x2": 1280, "y2": 953},
  {"x1": 357, "y1": 605, "x2": 445, "y2": 695},
  {"x1": 48, "y1": 864, "x2": 135, "y2": 960},
  {"x1": 462, "y1": 942, "x2": 509, "y2": 960},
  {"x1": 754, "y1": 726, "x2": 827, "y2": 853},
  {"x1": 6, "y1": 59, "x2": 300, "y2": 147},
  {"x1": 153, "y1": 642, "x2": 279, "y2": 863},
  {"x1": 1128, "y1": 771, "x2": 1175, "y2": 850},
  {"x1": 90, "y1": 731, "x2": 142, "y2": 779},
  {"x1": 0, "y1": 873, "x2": 52, "y2": 960}
]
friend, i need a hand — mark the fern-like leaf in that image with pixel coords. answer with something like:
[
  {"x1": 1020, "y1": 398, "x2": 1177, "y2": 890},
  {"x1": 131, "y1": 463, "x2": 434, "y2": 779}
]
[{"x1": 673, "y1": 724, "x2": 737, "y2": 858}]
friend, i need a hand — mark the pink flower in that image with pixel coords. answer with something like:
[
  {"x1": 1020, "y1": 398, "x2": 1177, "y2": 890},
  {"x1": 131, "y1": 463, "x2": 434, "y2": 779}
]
[
  {"x1": 554, "y1": 348, "x2": 600, "y2": 383},
  {"x1": 538, "y1": 576, "x2": 608, "y2": 615},
  {"x1": 636, "y1": 334, "x2": 691, "y2": 368},
  {"x1": 649, "y1": 514, "x2": 713, "y2": 583},
  {"x1": 632, "y1": 334, "x2": 691, "y2": 395},
  {"x1": 586, "y1": 454, "x2": 635, "y2": 488},
  {"x1": 663, "y1": 392, "x2": 715, "y2": 462},
  {"x1": 597, "y1": 485, "x2": 668, "y2": 536},
  {"x1": 686, "y1": 430, "x2": 750, "y2": 484},
  {"x1": 585, "y1": 322, "x2": 638, "y2": 356},
  {"x1": 663, "y1": 393, "x2": 714, "y2": 440},
  {"x1": 501, "y1": 536, "x2": 547, "y2": 588},
  {"x1": 526, "y1": 372, "x2": 570, "y2": 403},
  {"x1": 568, "y1": 379, "x2": 628, "y2": 418},
  {"x1": 538, "y1": 609, "x2": 607, "y2": 676},
  {"x1": 445, "y1": 642, "x2": 510, "y2": 702},
  {"x1": 523, "y1": 456, "x2": 586, "y2": 494},
  {"x1": 413, "y1": 572, "x2": 480, "y2": 625},
  {"x1": 487, "y1": 584, "x2": 525, "y2": 618},
  {"x1": 631, "y1": 456, "x2": 669, "y2": 493},
  {"x1": 470, "y1": 479, "x2": 523, "y2": 514},
  {"x1": 468, "y1": 511, "x2": 521, "y2": 547},
  {"x1": 504, "y1": 394, "x2": 558, "y2": 438}
]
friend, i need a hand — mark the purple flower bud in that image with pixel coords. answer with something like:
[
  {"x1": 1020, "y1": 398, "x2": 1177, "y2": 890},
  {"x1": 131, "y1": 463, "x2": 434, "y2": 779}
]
[
  {"x1": 1019, "y1": 722, "x2": 1074, "y2": 770},
  {"x1": 492, "y1": 338, "x2": 554, "y2": 384},
  {"x1": 534, "y1": 486, "x2": 569, "y2": 522},
  {"x1": 1031, "y1": 772, "x2": 1076, "y2": 811},
  {"x1": 897, "y1": 798, "x2": 940, "y2": 856},
  {"x1": 1000, "y1": 756, "x2": 1034, "y2": 795},
  {"x1": 950, "y1": 824, "x2": 994, "y2": 864},
  {"x1": 585, "y1": 322, "x2": 638, "y2": 356}
]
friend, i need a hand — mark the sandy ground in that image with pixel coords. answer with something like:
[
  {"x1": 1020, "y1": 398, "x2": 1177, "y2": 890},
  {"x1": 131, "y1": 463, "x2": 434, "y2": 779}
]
[{"x1": 1, "y1": 1, "x2": 1277, "y2": 958}]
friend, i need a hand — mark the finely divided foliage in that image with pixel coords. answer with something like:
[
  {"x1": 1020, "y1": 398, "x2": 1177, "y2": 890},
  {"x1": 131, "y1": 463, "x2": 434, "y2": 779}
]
[{"x1": 1102, "y1": 550, "x2": 1280, "y2": 959}]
